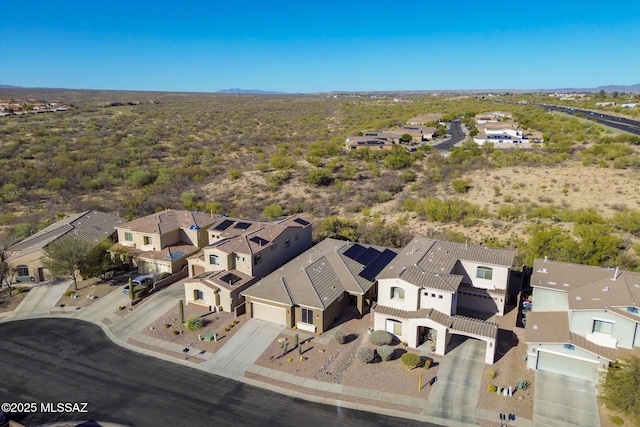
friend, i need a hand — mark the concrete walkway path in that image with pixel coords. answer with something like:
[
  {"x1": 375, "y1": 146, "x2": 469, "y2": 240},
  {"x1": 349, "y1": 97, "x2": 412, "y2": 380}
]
[
  {"x1": 201, "y1": 318, "x2": 284, "y2": 380},
  {"x1": 533, "y1": 371, "x2": 600, "y2": 427}
]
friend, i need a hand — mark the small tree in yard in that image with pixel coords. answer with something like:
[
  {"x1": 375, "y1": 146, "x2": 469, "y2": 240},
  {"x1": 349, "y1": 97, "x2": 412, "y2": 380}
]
[
  {"x1": 601, "y1": 356, "x2": 640, "y2": 425},
  {"x1": 0, "y1": 255, "x2": 16, "y2": 297},
  {"x1": 377, "y1": 345, "x2": 394, "y2": 361},
  {"x1": 356, "y1": 347, "x2": 376, "y2": 363},
  {"x1": 401, "y1": 353, "x2": 421, "y2": 371},
  {"x1": 185, "y1": 316, "x2": 203, "y2": 331},
  {"x1": 369, "y1": 330, "x2": 393, "y2": 346},
  {"x1": 333, "y1": 330, "x2": 346, "y2": 344},
  {"x1": 41, "y1": 236, "x2": 91, "y2": 290}
]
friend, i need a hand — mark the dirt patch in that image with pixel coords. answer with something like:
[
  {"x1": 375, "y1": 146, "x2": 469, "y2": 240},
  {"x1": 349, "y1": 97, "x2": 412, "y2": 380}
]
[
  {"x1": 0, "y1": 286, "x2": 31, "y2": 313},
  {"x1": 55, "y1": 279, "x2": 122, "y2": 310},
  {"x1": 140, "y1": 303, "x2": 247, "y2": 354},
  {"x1": 254, "y1": 313, "x2": 439, "y2": 407}
]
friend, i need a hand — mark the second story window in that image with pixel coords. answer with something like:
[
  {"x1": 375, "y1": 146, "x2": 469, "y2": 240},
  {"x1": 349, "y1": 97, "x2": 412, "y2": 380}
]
[
  {"x1": 124, "y1": 232, "x2": 133, "y2": 242},
  {"x1": 143, "y1": 236, "x2": 152, "y2": 245},
  {"x1": 209, "y1": 254, "x2": 219, "y2": 265},
  {"x1": 592, "y1": 319, "x2": 613, "y2": 335},
  {"x1": 476, "y1": 266, "x2": 493, "y2": 280},
  {"x1": 285, "y1": 238, "x2": 290, "y2": 248},
  {"x1": 254, "y1": 253, "x2": 262, "y2": 265},
  {"x1": 391, "y1": 287, "x2": 405, "y2": 300}
]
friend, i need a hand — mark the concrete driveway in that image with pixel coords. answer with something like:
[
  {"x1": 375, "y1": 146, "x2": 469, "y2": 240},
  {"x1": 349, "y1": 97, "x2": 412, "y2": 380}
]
[
  {"x1": 201, "y1": 318, "x2": 284, "y2": 380},
  {"x1": 422, "y1": 337, "x2": 485, "y2": 424},
  {"x1": 533, "y1": 370, "x2": 600, "y2": 427},
  {"x1": 1, "y1": 279, "x2": 71, "y2": 321}
]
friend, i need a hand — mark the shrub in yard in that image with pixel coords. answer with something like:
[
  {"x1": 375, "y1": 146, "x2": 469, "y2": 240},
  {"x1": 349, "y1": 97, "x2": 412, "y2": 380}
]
[
  {"x1": 64, "y1": 290, "x2": 76, "y2": 297},
  {"x1": 185, "y1": 316, "x2": 203, "y2": 331},
  {"x1": 334, "y1": 330, "x2": 346, "y2": 344},
  {"x1": 356, "y1": 347, "x2": 376, "y2": 363},
  {"x1": 164, "y1": 323, "x2": 171, "y2": 328},
  {"x1": 172, "y1": 330, "x2": 180, "y2": 336},
  {"x1": 401, "y1": 352, "x2": 421, "y2": 370},
  {"x1": 16, "y1": 286, "x2": 30, "y2": 293},
  {"x1": 369, "y1": 330, "x2": 393, "y2": 346},
  {"x1": 424, "y1": 358, "x2": 433, "y2": 369},
  {"x1": 487, "y1": 385, "x2": 498, "y2": 393},
  {"x1": 515, "y1": 379, "x2": 530, "y2": 390},
  {"x1": 377, "y1": 345, "x2": 394, "y2": 361},
  {"x1": 610, "y1": 416, "x2": 624, "y2": 425},
  {"x1": 488, "y1": 369, "x2": 498, "y2": 379}
]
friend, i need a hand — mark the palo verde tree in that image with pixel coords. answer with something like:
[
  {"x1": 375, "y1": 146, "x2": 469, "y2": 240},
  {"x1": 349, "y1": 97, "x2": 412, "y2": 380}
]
[
  {"x1": 601, "y1": 356, "x2": 640, "y2": 424},
  {"x1": 41, "y1": 236, "x2": 91, "y2": 290}
]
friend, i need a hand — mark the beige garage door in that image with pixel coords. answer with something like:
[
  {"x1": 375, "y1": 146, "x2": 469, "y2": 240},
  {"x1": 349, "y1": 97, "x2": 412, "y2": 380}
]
[{"x1": 252, "y1": 302, "x2": 286, "y2": 326}]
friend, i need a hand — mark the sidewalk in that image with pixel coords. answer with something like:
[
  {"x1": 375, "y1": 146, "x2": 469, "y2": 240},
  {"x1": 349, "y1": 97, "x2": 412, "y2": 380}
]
[{"x1": 1, "y1": 281, "x2": 532, "y2": 427}]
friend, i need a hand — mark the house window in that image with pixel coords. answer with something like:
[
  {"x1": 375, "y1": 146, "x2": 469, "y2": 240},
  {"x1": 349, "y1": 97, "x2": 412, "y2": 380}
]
[
  {"x1": 386, "y1": 319, "x2": 402, "y2": 335},
  {"x1": 193, "y1": 289, "x2": 204, "y2": 300},
  {"x1": 17, "y1": 265, "x2": 29, "y2": 277},
  {"x1": 391, "y1": 287, "x2": 405, "y2": 300},
  {"x1": 301, "y1": 308, "x2": 313, "y2": 324},
  {"x1": 209, "y1": 254, "x2": 219, "y2": 265},
  {"x1": 438, "y1": 295, "x2": 443, "y2": 299},
  {"x1": 593, "y1": 319, "x2": 613, "y2": 335},
  {"x1": 124, "y1": 232, "x2": 133, "y2": 242},
  {"x1": 254, "y1": 253, "x2": 262, "y2": 265},
  {"x1": 285, "y1": 238, "x2": 290, "y2": 248},
  {"x1": 295, "y1": 233, "x2": 299, "y2": 241},
  {"x1": 143, "y1": 236, "x2": 152, "y2": 245},
  {"x1": 476, "y1": 266, "x2": 493, "y2": 280}
]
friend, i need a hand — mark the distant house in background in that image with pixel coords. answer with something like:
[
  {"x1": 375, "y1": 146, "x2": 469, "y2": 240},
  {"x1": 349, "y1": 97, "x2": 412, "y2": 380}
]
[
  {"x1": 4, "y1": 210, "x2": 125, "y2": 282},
  {"x1": 524, "y1": 258, "x2": 640, "y2": 383},
  {"x1": 114, "y1": 209, "x2": 220, "y2": 275},
  {"x1": 373, "y1": 236, "x2": 516, "y2": 364},
  {"x1": 473, "y1": 111, "x2": 534, "y2": 145},
  {"x1": 621, "y1": 103, "x2": 637, "y2": 108},
  {"x1": 184, "y1": 215, "x2": 313, "y2": 313},
  {"x1": 242, "y1": 238, "x2": 398, "y2": 333},
  {"x1": 406, "y1": 114, "x2": 442, "y2": 125},
  {"x1": 345, "y1": 134, "x2": 395, "y2": 151}
]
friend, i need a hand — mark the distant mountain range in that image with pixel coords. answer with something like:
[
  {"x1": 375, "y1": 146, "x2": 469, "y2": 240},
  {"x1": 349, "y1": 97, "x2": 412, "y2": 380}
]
[
  {"x1": 215, "y1": 88, "x2": 288, "y2": 95},
  {"x1": 1, "y1": 84, "x2": 638, "y2": 94}
]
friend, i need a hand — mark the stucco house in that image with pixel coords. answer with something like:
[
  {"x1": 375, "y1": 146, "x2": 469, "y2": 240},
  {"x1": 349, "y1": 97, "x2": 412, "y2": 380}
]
[
  {"x1": 4, "y1": 210, "x2": 125, "y2": 282},
  {"x1": 524, "y1": 258, "x2": 640, "y2": 382},
  {"x1": 474, "y1": 122, "x2": 529, "y2": 145},
  {"x1": 345, "y1": 134, "x2": 395, "y2": 151},
  {"x1": 114, "y1": 209, "x2": 221, "y2": 275},
  {"x1": 242, "y1": 238, "x2": 398, "y2": 333},
  {"x1": 184, "y1": 215, "x2": 312, "y2": 313},
  {"x1": 373, "y1": 236, "x2": 516, "y2": 364},
  {"x1": 406, "y1": 114, "x2": 442, "y2": 126}
]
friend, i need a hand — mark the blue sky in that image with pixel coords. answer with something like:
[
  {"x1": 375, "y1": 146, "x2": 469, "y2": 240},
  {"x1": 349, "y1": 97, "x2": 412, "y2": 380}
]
[{"x1": 1, "y1": 1, "x2": 638, "y2": 93}]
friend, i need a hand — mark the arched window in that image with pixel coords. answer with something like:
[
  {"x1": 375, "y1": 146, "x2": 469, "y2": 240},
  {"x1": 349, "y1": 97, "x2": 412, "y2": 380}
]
[{"x1": 476, "y1": 266, "x2": 493, "y2": 280}]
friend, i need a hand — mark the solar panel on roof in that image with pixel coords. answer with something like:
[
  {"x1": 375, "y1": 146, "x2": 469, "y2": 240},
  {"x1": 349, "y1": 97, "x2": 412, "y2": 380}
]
[
  {"x1": 343, "y1": 243, "x2": 366, "y2": 261},
  {"x1": 213, "y1": 219, "x2": 233, "y2": 231},
  {"x1": 249, "y1": 236, "x2": 269, "y2": 246},
  {"x1": 355, "y1": 247, "x2": 381, "y2": 266},
  {"x1": 166, "y1": 251, "x2": 186, "y2": 261},
  {"x1": 359, "y1": 249, "x2": 397, "y2": 281},
  {"x1": 234, "y1": 222, "x2": 251, "y2": 230},
  {"x1": 293, "y1": 218, "x2": 310, "y2": 226}
]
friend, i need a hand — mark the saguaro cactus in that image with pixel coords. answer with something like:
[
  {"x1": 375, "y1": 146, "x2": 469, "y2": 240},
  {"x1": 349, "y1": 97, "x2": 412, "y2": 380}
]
[{"x1": 179, "y1": 299, "x2": 184, "y2": 323}]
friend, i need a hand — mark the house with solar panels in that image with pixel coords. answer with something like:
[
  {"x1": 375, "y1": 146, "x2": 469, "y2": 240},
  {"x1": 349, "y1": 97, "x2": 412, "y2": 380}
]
[
  {"x1": 184, "y1": 215, "x2": 312, "y2": 313},
  {"x1": 4, "y1": 210, "x2": 125, "y2": 282},
  {"x1": 373, "y1": 236, "x2": 516, "y2": 364},
  {"x1": 114, "y1": 209, "x2": 221, "y2": 275},
  {"x1": 241, "y1": 238, "x2": 398, "y2": 333}
]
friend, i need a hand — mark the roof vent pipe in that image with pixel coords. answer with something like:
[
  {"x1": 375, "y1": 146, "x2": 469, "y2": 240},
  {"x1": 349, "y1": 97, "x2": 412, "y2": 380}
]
[{"x1": 612, "y1": 266, "x2": 619, "y2": 281}]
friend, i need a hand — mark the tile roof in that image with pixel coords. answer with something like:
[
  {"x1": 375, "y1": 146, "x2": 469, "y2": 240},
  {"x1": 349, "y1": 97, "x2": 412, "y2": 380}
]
[
  {"x1": 117, "y1": 209, "x2": 219, "y2": 235},
  {"x1": 133, "y1": 243, "x2": 200, "y2": 263},
  {"x1": 378, "y1": 236, "x2": 515, "y2": 289},
  {"x1": 531, "y1": 259, "x2": 640, "y2": 312},
  {"x1": 524, "y1": 310, "x2": 638, "y2": 361},
  {"x1": 7, "y1": 210, "x2": 124, "y2": 259},
  {"x1": 243, "y1": 238, "x2": 398, "y2": 310},
  {"x1": 374, "y1": 304, "x2": 498, "y2": 339}
]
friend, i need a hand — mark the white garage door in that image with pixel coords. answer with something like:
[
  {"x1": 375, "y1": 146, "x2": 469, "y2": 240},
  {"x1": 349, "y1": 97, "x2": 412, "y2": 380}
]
[
  {"x1": 252, "y1": 302, "x2": 286, "y2": 326},
  {"x1": 537, "y1": 351, "x2": 598, "y2": 382}
]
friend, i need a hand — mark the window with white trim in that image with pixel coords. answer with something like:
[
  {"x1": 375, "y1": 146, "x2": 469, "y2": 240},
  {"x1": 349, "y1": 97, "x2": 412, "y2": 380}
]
[
  {"x1": 301, "y1": 307, "x2": 313, "y2": 324},
  {"x1": 209, "y1": 254, "x2": 219, "y2": 265},
  {"x1": 17, "y1": 265, "x2": 29, "y2": 277},
  {"x1": 124, "y1": 232, "x2": 133, "y2": 242},
  {"x1": 476, "y1": 266, "x2": 493, "y2": 280},
  {"x1": 592, "y1": 319, "x2": 613, "y2": 335},
  {"x1": 391, "y1": 287, "x2": 405, "y2": 300},
  {"x1": 386, "y1": 319, "x2": 402, "y2": 335}
]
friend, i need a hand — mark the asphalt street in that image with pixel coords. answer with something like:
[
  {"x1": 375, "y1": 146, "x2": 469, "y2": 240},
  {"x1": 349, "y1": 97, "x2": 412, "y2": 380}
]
[
  {"x1": 0, "y1": 318, "x2": 436, "y2": 427},
  {"x1": 432, "y1": 121, "x2": 466, "y2": 152}
]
